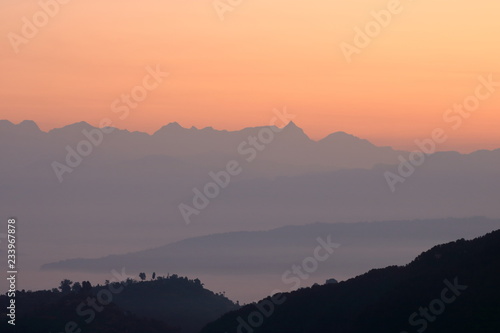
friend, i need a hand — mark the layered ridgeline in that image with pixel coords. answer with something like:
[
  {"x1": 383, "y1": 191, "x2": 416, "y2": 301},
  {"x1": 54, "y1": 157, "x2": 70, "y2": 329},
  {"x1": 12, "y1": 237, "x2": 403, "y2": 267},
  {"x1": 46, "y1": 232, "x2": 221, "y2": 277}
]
[
  {"x1": 41, "y1": 218, "x2": 500, "y2": 303},
  {"x1": 201, "y1": 229, "x2": 500, "y2": 333},
  {"x1": 2, "y1": 120, "x2": 500, "y2": 248},
  {"x1": 3, "y1": 120, "x2": 500, "y2": 303},
  {"x1": 0, "y1": 275, "x2": 238, "y2": 333},
  {"x1": 0, "y1": 119, "x2": 399, "y2": 176}
]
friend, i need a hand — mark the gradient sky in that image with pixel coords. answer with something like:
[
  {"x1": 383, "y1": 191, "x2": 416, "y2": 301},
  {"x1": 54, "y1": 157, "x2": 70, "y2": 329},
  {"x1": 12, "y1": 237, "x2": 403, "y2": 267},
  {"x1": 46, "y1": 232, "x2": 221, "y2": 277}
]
[{"x1": 1, "y1": 0, "x2": 499, "y2": 152}]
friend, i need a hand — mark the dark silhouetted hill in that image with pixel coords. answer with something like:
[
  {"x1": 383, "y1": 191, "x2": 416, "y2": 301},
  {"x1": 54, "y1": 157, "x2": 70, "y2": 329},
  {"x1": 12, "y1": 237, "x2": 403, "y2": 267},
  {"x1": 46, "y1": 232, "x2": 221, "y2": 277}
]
[
  {"x1": 106, "y1": 274, "x2": 239, "y2": 333},
  {"x1": 0, "y1": 275, "x2": 238, "y2": 333},
  {"x1": 201, "y1": 229, "x2": 500, "y2": 333}
]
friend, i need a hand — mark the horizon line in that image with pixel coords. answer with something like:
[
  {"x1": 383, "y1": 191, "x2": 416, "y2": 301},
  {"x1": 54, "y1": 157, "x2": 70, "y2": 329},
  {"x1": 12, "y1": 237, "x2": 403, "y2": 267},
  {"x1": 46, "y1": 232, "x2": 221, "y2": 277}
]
[{"x1": 2, "y1": 119, "x2": 500, "y2": 155}]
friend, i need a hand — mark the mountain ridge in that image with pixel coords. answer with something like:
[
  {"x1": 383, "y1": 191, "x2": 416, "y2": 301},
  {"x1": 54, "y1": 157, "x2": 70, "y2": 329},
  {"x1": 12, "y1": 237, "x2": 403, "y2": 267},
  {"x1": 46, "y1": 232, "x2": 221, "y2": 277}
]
[
  {"x1": 200, "y1": 228, "x2": 500, "y2": 333},
  {"x1": 0, "y1": 119, "x2": 418, "y2": 150}
]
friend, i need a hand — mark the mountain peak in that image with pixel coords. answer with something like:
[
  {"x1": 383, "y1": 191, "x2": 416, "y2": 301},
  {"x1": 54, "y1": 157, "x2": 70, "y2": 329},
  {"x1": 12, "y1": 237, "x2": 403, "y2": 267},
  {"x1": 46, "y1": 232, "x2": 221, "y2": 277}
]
[
  {"x1": 325, "y1": 131, "x2": 356, "y2": 138},
  {"x1": 0, "y1": 119, "x2": 14, "y2": 129},
  {"x1": 166, "y1": 121, "x2": 182, "y2": 129},
  {"x1": 283, "y1": 121, "x2": 303, "y2": 132},
  {"x1": 0, "y1": 120, "x2": 41, "y2": 134},
  {"x1": 19, "y1": 120, "x2": 41, "y2": 132},
  {"x1": 320, "y1": 131, "x2": 372, "y2": 147},
  {"x1": 285, "y1": 120, "x2": 298, "y2": 128},
  {"x1": 48, "y1": 121, "x2": 94, "y2": 135},
  {"x1": 154, "y1": 122, "x2": 187, "y2": 135},
  {"x1": 280, "y1": 121, "x2": 311, "y2": 141}
]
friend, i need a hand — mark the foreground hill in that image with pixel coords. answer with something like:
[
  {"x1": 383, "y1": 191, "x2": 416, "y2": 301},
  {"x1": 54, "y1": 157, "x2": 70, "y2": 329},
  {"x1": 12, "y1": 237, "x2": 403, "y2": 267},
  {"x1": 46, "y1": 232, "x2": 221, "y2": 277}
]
[
  {"x1": 201, "y1": 229, "x2": 500, "y2": 333},
  {"x1": 1, "y1": 292, "x2": 177, "y2": 333},
  {"x1": 0, "y1": 275, "x2": 238, "y2": 333}
]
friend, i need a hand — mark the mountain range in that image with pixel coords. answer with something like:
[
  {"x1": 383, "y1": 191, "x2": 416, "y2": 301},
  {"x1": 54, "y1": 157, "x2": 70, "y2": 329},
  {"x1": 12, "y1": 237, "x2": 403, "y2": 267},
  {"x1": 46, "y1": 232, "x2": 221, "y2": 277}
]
[{"x1": 1, "y1": 120, "x2": 500, "y2": 298}]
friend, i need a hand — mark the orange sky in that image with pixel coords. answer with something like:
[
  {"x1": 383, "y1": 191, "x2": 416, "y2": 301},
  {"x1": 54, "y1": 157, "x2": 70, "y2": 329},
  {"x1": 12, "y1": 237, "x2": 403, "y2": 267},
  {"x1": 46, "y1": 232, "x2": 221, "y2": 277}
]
[{"x1": 1, "y1": 0, "x2": 499, "y2": 152}]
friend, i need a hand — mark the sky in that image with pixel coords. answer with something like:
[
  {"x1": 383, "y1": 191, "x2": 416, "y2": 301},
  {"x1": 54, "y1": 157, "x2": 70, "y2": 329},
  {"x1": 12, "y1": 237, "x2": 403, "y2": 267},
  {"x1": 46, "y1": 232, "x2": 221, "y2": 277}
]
[{"x1": 1, "y1": 0, "x2": 499, "y2": 152}]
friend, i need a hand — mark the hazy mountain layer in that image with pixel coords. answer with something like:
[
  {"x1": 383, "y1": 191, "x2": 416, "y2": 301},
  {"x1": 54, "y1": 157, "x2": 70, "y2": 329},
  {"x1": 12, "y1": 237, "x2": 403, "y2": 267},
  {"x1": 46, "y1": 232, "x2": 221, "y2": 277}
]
[{"x1": 42, "y1": 218, "x2": 500, "y2": 302}]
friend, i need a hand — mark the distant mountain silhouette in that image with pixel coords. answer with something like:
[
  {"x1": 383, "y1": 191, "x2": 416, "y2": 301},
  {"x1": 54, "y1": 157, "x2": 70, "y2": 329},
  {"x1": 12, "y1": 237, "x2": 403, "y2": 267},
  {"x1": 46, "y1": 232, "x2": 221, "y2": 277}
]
[
  {"x1": 200, "y1": 229, "x2": 500, "y2": 333},
  {"x1": 41, "y1": 218, "x2": 500, "y2": 302},
  {"x1": 0, "y1": 119, "x2": 401, "y2": 172}
]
